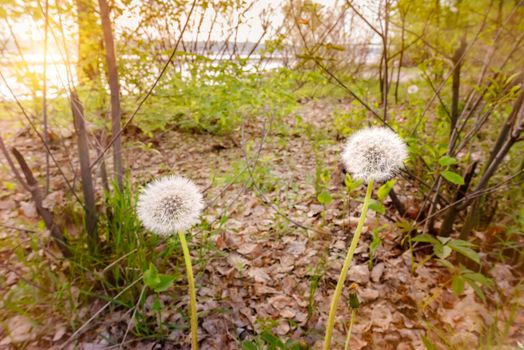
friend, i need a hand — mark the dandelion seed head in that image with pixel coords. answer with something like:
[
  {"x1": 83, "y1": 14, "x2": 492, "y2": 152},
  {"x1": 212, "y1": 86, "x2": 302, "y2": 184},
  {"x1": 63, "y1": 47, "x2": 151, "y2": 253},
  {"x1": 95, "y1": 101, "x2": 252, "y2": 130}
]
[
  {"x1": 342, "y1": 127, "x2": 408, "y2": 182},
  {"x1": 137, "y1": 175, "x2": 204, "y2": 235},
  {"x1": 407, "y1": 85, "x2": 419, "y2": 94}
]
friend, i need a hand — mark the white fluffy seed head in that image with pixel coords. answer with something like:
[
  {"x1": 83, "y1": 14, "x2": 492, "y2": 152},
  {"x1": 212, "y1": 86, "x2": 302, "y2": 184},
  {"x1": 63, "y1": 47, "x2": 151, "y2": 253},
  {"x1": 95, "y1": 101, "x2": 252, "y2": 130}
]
[
  {"x1": 407, "y1": 85, "x2": 419, "y2": 94},
  {"x1": 342, "y1": 127, "x2": 408, "y2": 182},
  {"x1": 136, "y1": 176, "x2": 204, "y2": 236}
]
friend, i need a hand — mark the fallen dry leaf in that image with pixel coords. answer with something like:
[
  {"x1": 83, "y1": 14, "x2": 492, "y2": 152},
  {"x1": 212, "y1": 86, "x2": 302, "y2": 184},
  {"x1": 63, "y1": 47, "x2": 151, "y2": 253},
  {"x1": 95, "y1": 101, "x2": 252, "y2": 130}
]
[{"x1": 0, "y1": 315, "x2": 37, "y2": 345}]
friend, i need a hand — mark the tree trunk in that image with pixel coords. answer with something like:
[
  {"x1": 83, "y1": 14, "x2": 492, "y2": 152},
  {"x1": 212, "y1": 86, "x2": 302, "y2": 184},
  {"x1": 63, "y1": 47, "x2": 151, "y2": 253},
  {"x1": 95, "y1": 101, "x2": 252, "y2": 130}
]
[
  {"x1": 382, "y1": 0, "x2": 389, "y2": 122},
  {"x1": 450, "y1": 38, "x2": 467, "y2": 135},
  {"x1": 71, "y1": 91, "x2": 98, "y2": 247},
  {"x1": 98, "y1": 0, "x2": 123, "y2": 189},
  {"x1": 394, "y1": 14, "x2": 405, "y2": 104}
]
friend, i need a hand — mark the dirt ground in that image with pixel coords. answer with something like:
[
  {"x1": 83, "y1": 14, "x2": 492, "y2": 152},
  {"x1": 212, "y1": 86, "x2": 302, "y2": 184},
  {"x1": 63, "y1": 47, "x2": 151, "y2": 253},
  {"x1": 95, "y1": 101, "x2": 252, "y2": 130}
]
[{"x1": 0, "y1": 100, "x2": 522, "y2": 349}]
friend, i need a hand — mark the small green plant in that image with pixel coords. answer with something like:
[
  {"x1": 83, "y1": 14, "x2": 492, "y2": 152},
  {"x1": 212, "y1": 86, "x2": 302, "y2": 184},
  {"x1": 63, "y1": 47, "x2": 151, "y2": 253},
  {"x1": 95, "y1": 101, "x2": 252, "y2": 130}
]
[
  {"x1": 222, "y1": 157, "x2": 278, "y2": 193},
  {"x1": 134, "y1": 60, "x2": 298, "y2": 136},
  {"x1": 241, "y1": 330, "x2": 307, "y2": 350},
  {"x1": 368, "y1": 179, "x2": 396, "y2": 214},
  {"x1": 412, "y1": 234, "x2": 480, "y2": 265},
  {"x1": 412, "y1": 233, "x2": 493, "y2": 301},
  {"x1": 316, "y1": 168, "x2": 333, "y2": 207},
  {"x1": 368, "y1": 226, "x2": 385, "y2": 269},
  {"x1": 332, "y1": 102, "x2": 369, "y2": 138},
  {"x1": 143, "y1": 263, "x2": 178, "y2": 293},
  {"x1": 438, "y1": 155, "x2": 465, "y2": 186},
  {"x1": 450, "y1": 267, "x2": 493, "y2": 302},
  {"x1": 344, "y1": 173, "x2": 364, "y2": 195},
  {"x1": 344, "y1": 284, "x2": 360, "y2": 350},
  {"x1": 492, "y1": 206, "x2": 524, "y2": 265},
  {"x1": 304, "y1": 121, "x2": 333, "y2": 207},
  {"x1": 306, "y1": 262, "x2": 325, "y2": 320}
]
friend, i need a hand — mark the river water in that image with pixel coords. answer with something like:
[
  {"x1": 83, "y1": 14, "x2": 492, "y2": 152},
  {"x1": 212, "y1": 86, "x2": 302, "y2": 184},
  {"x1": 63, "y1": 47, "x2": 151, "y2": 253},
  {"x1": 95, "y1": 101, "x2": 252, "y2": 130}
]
[
  {"x1": 0, "y1": 52, "x2": 288, "y2": 102},
  {"x1": 1, "y1": 45, "x2": 385, "y2": 102}
]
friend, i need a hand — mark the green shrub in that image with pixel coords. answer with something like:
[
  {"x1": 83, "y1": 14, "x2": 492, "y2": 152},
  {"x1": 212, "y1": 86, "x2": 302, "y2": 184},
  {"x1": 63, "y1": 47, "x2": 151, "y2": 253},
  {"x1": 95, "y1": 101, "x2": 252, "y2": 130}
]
[{"x1": 133, "y1": 60, "x2": 298, "y2": 136}]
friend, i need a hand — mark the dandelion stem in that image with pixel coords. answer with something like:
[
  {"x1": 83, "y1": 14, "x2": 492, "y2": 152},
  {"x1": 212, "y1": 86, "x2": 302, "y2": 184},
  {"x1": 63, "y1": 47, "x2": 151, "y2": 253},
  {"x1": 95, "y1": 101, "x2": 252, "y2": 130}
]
[
  {"x1": 344, "y1": 309, "x2": 357, "y2": 350},
  {"x1": 178, "y1": 231, "x2": 199, "y2": 350},
  {"x1": 323, "y1": 179, "x2": 373, "y2": 350}
]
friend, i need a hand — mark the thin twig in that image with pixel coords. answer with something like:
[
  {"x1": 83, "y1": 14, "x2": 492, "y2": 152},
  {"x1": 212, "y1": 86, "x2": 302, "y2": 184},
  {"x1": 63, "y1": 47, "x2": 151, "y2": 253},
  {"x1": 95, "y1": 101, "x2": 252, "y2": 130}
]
[
  {"x1": 89, "y1": 0, "x2": 199, "y2": 172},
  {"x1": 118, "y1": 285, "x2": 146, "y2": 350},
  {"x1": 59, "y1": 276, "x2": 143, "y2": 349},
  {"x1": 0, "y1": 71, "x2": 84, "y2": 207}
]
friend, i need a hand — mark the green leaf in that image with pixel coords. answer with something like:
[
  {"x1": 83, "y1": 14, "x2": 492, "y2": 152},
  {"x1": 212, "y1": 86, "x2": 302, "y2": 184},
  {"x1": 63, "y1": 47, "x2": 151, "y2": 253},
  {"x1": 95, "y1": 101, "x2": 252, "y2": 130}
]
[
  {"x1": 434, "y1": 244, "x2": 452, "y2": 260},
  {"x1": 377, "y1": 179, "x2": 396, "y2": 201},
  {"x1": 466, "y1": 279, "x2": 486, "y2": 302},
  {"x1": 317, "y1": 190, "x2": 333, "y2": 205},
  {"x1": 451, "y1": 275, "x2": 465, "y2": 296},
  {"x1": 436, "y1": 104, "x2": 448, "y2": 120},
  {"x1": 143, "y1": 263, "x2": 160, "y2": 289},
  {"x1": 462, "y1": 272, "x2": 493, "y2": 288},
  {"x1": 368, "y1": 199, "x2": 385, "y2": 214},
  {"x1": 241, "y1": 341, "x2": 258, "y2": 350},
  {"x1": 422, "y1": 336, "x2": 438, "y2": 350},
  {"x1": 37, "y1": 220, "x2": 46, "y2": 230},
  {"x1": 370, "y1": 229, "x2": 382, "y2": 252},
  {"x1": 447, "y1": 240, "x2": 480, "y2": 264},
  {"x1": 219, "y1": 214, "x2": 229, "y2": 226},
  {"x1": 320, "y1": 168, "x2": 331, "y2": 184},
  {"x1": 154, "y1": 274, "x2": 177, "y2": 293},
  {"x1": 436, "y1": 258, "x2": 455, "y2": 270},
  {"x1": 439, "y1": 155, "x2": 458, "y2": 167},
  {"x1": 143, "y1": 263, "x2": 176, "y2": 292},
  {"x1": 261, "y1": 332, "x2": 285, "y2": 349},
  {"x1": 412, "y1": 233, "x2": 439, "y2": 245},
  {"x1": 437, "y1": 236, "x2": 452, "y2": 245},
  {"x1": 151, "y1": 295, "x2": 162, "y2": 312},
  {"x1": 344, "y1": 174, "x2": 363, "y2": 193},
  {"x1": 442, "y1": 171, "x2": 465, "y2": 185},
  {"x1": 285, "y1": 341, "x2": 303, "y2": 350}
]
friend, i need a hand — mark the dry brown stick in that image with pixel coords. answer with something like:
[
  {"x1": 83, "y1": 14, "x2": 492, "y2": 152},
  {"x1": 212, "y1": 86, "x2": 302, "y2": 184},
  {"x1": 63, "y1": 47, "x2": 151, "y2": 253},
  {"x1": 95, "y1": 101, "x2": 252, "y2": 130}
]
[
  {"x1": 0, "y1": 134, "x2": 29, "y2": 192},
  {"x1": 59, "y1": 275, "x2": 143, "y2": 349},
  {"x1": 70, "y1": 90, "x2": 98, "y2": 247},
  {"x1": 118, "y1": 285, "x2": 146, "y2": 350},
  {"x1": 42, "y1": 0, "x2": 50, "y2": 193},
  {"x1": 0, "y1": 71, "x2": 83, "y2": 206},
  {"x1": 99, "y1": 0, "x2": 124, "y2": 189},
  {"x1": 10, "y1": 147, "x2": 71, "y2": 258}
]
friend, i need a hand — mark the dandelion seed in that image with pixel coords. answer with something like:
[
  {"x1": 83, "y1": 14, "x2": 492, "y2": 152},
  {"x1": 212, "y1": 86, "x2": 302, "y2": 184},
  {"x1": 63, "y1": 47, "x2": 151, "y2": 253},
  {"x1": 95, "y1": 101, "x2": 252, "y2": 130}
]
[
  {"x1": 342, "y1": 127, "x2": 408, "y2": 182},
  {"x1": 137, "y1": 175, "x2": 204, "y2": 235}
]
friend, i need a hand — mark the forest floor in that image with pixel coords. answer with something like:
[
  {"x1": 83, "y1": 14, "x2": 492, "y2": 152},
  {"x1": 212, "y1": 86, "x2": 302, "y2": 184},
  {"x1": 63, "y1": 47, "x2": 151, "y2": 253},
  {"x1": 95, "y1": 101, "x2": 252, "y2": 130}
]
[{"x1": 0, "y1": 99, "x2": 523, "y2": 350}]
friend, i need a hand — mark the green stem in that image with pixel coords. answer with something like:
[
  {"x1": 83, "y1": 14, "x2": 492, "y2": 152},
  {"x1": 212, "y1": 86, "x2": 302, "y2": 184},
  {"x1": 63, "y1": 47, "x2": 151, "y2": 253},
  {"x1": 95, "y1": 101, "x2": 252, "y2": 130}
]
[
  {"x1": 323, "y1": 179, "x2": 373, "y2": 350},
  {"x1": 343, "y1": 309, "x2": 357, "y2": 350},
  {"x1": 178, "y1": 231, "x2": 199, "y2": 350}
]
